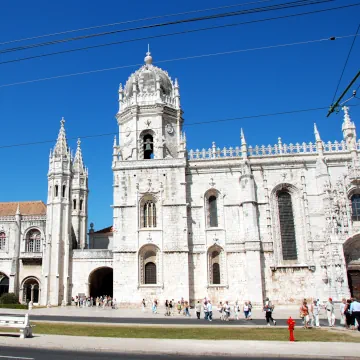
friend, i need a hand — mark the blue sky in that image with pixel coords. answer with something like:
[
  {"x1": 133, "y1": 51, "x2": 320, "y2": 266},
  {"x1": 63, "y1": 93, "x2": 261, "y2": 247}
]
[{"x1": 0, "y1": 0, "x2": 359, "y2": 230}]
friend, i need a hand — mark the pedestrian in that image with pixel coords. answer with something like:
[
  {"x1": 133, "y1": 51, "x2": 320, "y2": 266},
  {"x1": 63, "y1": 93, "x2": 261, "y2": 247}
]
[
  {"x1": 152, "y1": 299, "x2": 157, "y2": 314},
  {"x1": 244, "y1": 301, "x2": 250, "y2": 320},
  {"x1": 184, "y1": 301, "x2": 190, "y2": 317},
  {"x1": 248, "y1": 301, "x2": 253, "y2": 320},
  {"x1": 195, "y1": 300, "x2": 201, "y2": 320},
  {"x1": 300, "y1": 300, "x2": 310, "y2": 328},
  {"x1": 325, "y1": 298, "x2": 336, "y2": 327},
  {"x1": 311, "y1": 299, "x2": 321, "y2": 327},
  {"x1": 350, "y1": 297, "x2": 360, "y2": 331},
  {"x1": 207, "y1": 300, "x2": 213, "y2": 321},
  {"x1": 224, "y1": 301, "x2": 231, "y2": 321},
  {"x1": 141, "y1": 298, "x2": 146, "y2": 312},
  {"x1": 171, "y1": 299, "x2": 175, "y2": 316},
  {"x1": 264, "y1": 297, "x2": 276, "y2": 326},
  {"x1": 234, "y1": 301, "x2": 240, "y2": 320},
  {"x1": 340, "y1": 298, "x2": 347, "y2": 327},
  {"x1": 177, "y1": 301, "x2": 182, "y2": 314},
  {"x1": 344, "y1": 299, "x2": 353, "y2": 329},
  {"x1": 218, "y1": 301, "x2": 224, "y2": 321},
  {"x1": 203, "y1": 301, "x2": 209, "y2": 320},
  {"x1": 165, "y1": 300, "x2": 169, "y2": 316},
  {"x1": 169, "y1": 300, "x2": 173, "y2": 316}
]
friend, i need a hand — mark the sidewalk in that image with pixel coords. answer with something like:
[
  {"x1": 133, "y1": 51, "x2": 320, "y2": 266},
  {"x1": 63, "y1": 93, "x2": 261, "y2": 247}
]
[
  {"x1": 0, "y1": 334, "x2": 358, "y2": 359},
  {"x1": 0, "y1": 304, "x2": 335, "y2": 320}
]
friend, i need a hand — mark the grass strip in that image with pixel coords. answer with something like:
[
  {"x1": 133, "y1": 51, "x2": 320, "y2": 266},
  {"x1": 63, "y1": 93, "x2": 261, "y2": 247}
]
[{"x1": 1, "y1": 323, "x2": 359, "y2": 342}]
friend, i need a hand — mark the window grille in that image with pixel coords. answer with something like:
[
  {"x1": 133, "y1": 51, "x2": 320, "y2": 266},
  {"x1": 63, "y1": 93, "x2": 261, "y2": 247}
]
[
  {"x1": 0, "y1": 233, "x2": 6, "y2": 251},
  {"x1": 208, "y1": 195, "x2": 218, "y2": 227},
  {"x1": 351, "y1": 194, "x2": 360, "y2": 221},
  {"x1": 278, "y1": 191, "x2": 297, "y2": 260},
  {"x1": 26, "y1": 230, "x2": 41, "y2": 253},
  {"x1": 143, "y1": 201, "x2": 156, "y2": 228},
  {"x1": 145, "y1": 262, "x2": 157, "y2": 284}
]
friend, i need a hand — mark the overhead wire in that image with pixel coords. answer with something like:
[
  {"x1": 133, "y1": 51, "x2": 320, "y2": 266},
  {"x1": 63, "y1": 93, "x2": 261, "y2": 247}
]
[
  {"x1": 0, "y1": 0, "x2": 276, "y2": 46},
  {"x1": 0, "y1": 2, "x2": 357, "y2": 66},
  {"x1": 331, "y1": 22, "x2": 360, "y2": 104},
  {"x1": 0, "y1": 0, "x2": 334, "y2": 55},
  {"x1": 0, "y1": 105, "x2": 333, "y2": 150},
  {"x1": 0, "y1": 33, "x2": 358, "y2": 88}
]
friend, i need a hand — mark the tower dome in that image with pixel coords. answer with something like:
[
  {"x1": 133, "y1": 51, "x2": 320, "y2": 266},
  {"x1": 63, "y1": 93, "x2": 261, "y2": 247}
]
[{"x1": 122, "y1": 50, "x2": 175, "y2": 104}]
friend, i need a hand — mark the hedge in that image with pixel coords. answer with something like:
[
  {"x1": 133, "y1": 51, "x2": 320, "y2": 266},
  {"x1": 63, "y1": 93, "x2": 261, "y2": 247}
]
[
  {"x1": 0, "y1": 293, "x2": 19, "y2": 305},
  {"x1": 0, "y1": 304, "x2": 27, "y2": 309}
]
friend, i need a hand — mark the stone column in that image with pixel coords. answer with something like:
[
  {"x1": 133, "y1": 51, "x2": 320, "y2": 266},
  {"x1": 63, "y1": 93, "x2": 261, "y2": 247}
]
[{"x1": 30, "y1": 285, "x2": 34, "y2": 302}]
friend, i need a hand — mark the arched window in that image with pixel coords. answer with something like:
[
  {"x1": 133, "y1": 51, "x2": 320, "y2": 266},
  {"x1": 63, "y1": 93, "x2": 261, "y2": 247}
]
[
  {"x1": 73, "y1": 199, "x2": 77, "y2": 210},
  {"x1": 62, "y1": 185, "x2": 66, "y2": 198},
  {"x1": 351, "y1": 194, "x2": 360, "y2": 221},
  {"x1": 143, "y1": 134, "x2": 154, "y2": 159},
  {"x1": 0, "y1": 274, "x2": 9, "y2": 297},
  {"x1": 26, "y1": 230, "x2": 41, "y2": 253},
  {"x1": 145, "y1": 262, "x2": 157, "y2": 284},
  {"x1": 209, "y1": 249, "x2": 221, "y2": 285},
  {"x1": 278, "y1": 191, "x2": 297, "y2": 260},
  {"x1": 80, "y1": 199, "x2": 83, "y2": 211},
  {"x1": 22, "y1": 278, "x2": 40, "y2": 304},
  {"x1": 0, "y1": 232, "x2": 6, "y2": 251},
  {"x1": 209, "y1": 196, "x2": 218, "y2": 227},
  {"x1": 54, "y1": 185, "x2": 58, "y2": 197},
  {"x1": 142, "y1": 200, "x2": 156, "y2": 228}
]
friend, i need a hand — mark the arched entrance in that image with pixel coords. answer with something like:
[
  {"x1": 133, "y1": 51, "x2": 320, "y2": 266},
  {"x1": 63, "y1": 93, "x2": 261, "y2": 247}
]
[
  {"x1": 344, "y1": 234, "x2": 360, "y2": 299},
  {"x1": 0, "y1": 273, "x2": 9, "y2": 297},
  {"x1": 89, "y1": 267, "x2": 113, "y2": 298},
  {"x1": 22, "y1": 278, "x2": 40, "y2": 304}
]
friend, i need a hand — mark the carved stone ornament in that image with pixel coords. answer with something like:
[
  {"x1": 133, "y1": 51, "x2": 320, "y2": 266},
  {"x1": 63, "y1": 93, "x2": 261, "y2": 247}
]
[
  {"x1": 165, "y1": 123, "x2": 174, "y2": 134},
  {"x1": 125, "y1": 127, "x2": 131, "y2": 137},
  {"x1": 145, "y1": 119, "x2": 151, "y2": 128}
]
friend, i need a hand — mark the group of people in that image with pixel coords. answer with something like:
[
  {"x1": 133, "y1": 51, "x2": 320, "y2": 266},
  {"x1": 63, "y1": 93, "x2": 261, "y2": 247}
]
[
  {"x1": 299, "y1": 297, "x2": 360, "y2": 330},
  {"x1": 73, "y1": 295, "x2": 117, "y2": 309}
]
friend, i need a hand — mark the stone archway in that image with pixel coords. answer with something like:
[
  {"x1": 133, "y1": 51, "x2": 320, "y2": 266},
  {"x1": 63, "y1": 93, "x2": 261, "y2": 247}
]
[
  {"x1": 22, "y1": 277, "x2": 40, "y2": 304},
  {"x1": 344, "y1": 234, "x2": 360, "y2": 299},
  {"x1": 89, "y1": 267, "x2": 113, "y2": 298},
  {"x1": 0, "y1": 273, "x2": 9, "y2": 297}
]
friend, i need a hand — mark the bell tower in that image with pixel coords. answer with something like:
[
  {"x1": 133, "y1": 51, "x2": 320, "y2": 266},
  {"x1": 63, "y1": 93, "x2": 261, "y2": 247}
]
[
  {"x1": 112, "y1": 50, "x2": 189, "y2": 305},
  {"x1": 42, "y1": 118, "x2": 72, "y2": 306}
]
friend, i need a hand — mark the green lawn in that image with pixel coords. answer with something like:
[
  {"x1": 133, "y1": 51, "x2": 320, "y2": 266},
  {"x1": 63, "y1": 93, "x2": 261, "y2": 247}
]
[{"x1": 1, "y1": 323, "x2": 359, "y2": 342}]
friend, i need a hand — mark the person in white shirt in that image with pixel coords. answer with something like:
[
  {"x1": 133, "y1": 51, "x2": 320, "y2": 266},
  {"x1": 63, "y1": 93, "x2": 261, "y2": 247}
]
[
  {"x1": 207, "y1": 300, "x2": 213, "y2": 321},
  {"x1": 340, "y1": 298, "x2": 347, "y2": 327},
  {"x1": 311, "y1": 299, "x2": 321, "y2": 327},
  {"x1": 350, "y1": 298, "x2": 360, "y2": 331},
  {"x1": 325, "y1": 298, "x2": 336, "y2": 327},
  {"x1": 224, "y1": 301, "x2": 231, "y2": 321},
  {"x1": 234, "y1": 301, "x2": 240, "y2": 320},
  {"x1": 243, "y1": 302, "x2": 250, "y2": 320}
]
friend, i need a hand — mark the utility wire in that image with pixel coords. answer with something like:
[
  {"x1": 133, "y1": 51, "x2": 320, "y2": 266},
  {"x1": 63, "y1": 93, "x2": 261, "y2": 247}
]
[
  {"x1": 0, "y1": 105, "x2": 341, "y2": 150},
  {"x1": 0, "y1": 34, "x2": 358, "y2": 89},
  {"x1": 331, "y1": 22, "x2": 360, "y2": 104},
  {"x1": 0, "y1": 2, "x2": 356, "y2": 67},
  {"x1": 0, "y1": 0, "x2": 333, "y2": 55},
  {"x1": 0, "y1": 0, "x2": 276, "y2": 46}
]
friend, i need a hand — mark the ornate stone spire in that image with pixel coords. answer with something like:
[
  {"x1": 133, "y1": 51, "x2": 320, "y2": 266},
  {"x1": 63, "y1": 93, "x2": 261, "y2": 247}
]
[
  {"x1": 73, "y1": 138, "x2": 85, "y2": 174},
  {"x1": 144, "y1": 44, "x2": 153, "y2": 65},
  {"x1": 314, "y1": 123, "x2": 324, "y2": 156},
  {"x1": 314, "y1": 123, "x2": 321, "y2": 142},
  {"x1": 241, "y1": 128, "x2": 248, "y2": 159},
  {"x1": 342, "y1": 106, "x2": 357, "y2": 155},
  {"x1": 16, "y1": 203, "x2": 21, "y2": 216},
  {"x1": 53, "y1": 117, "x2": 69, "y2": 156}
]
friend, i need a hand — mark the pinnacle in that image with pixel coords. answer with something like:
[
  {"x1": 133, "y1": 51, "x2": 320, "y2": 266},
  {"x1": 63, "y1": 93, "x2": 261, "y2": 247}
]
[
  {"x1": 73, "y1": 138, "x2": 85, "y2": 174},
  {"x1": 53, "y1": 117, "x2": 69, "y2": 157}
]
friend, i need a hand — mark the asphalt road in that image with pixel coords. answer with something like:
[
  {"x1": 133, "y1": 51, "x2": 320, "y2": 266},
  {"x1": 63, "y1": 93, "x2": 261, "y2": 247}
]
[
  {"x1": 0, "y1": 347, "x2": 332, "y2": 360},
  {"x1": 5, "y1": 314, "x2": 337, "y2": 327}
]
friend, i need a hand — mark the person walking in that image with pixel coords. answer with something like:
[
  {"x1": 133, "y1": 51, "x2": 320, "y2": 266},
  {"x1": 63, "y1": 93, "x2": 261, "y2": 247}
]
[
  {"x1": 203, "y1": 301, "x2": 209, "y2": 320},
  {"x1": 152, "y1": 299, "x2": 158, "y2": 314},
  {"x1": 207, "y1": 300, "x2": 213, "y2": 321},
  {"x1": 244, "y1": 302, "x2": 250, "y2": 320},
  {"x1": 344, "y1": 299, "x2": 353, "y2": 329},
  {"x1": 248, "y1": 301, "x2": 253, "y2": 320},
  {"x1": 264, "y1": 297, "x2": 276, "y2": 326},
  {"x1": 141, "y1": 298, "x2": 146, "y2": 312},
  {"x1": 311, "y1": 299, "x2": 321, "y2": 327},
  {"x1": 325, "y1": 298, "x2": 336, "y2": 327},
  {"x1": 165, "y1": 300, "x2": 169, "y2": 316},
  {"x1": 195, "y1": 300, "x2": 201, "y2": 320},
  {"x1": 184, "y1": 301, "x2": 190, "y2": 317},
  {"x1": 224, "y1": 301, "x2": 231, "y2": 321},
  {"x1": 218, "y1": 302, "x2": 225, "y2": 321},
  {"x1": 234, "y1": 301, "x2": 240, "y2": 320},
  {"x1": 177, "y1": 301, "x2": 182, "y2": 315},
  {"x1": 350, "y1": 297, "x2": 360, "y2": 331},
  {"x1": 300, "y1": 300, "x2": 310, "y2": 328},
  {"x1": 340, "y1": 298, "x2": 347, "y2": 327}
]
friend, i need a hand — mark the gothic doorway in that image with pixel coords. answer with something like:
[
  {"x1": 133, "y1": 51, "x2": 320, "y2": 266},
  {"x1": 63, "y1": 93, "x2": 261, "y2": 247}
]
[
  {"x1": 89, "y1": 267, "x2": 113, "y2": 298},
  {"x1": 22, "y1": 278, "x2": 40, "y2": 304},
  {"x1": 0, "y1": 273, "x2": 9, "y2": 297},
  {"x1": 344, "y1": 235, "x2": 360, "y2": 299}
]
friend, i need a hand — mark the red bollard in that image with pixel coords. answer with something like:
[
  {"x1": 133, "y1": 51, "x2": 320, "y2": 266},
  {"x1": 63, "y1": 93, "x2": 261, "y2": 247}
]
[{"x1": 287, "y1": 317, "x2": 296, "y2": 342}]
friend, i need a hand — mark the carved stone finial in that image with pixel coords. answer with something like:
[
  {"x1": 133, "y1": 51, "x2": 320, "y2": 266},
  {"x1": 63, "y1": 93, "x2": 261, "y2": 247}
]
[
  {"x1": 60, "y1": 117, "x2": 65, "y2": 127},
  {"x1": 343, "y1": 106, "x2": 350, "y2": 124},
  {"x1": 314, "y1": 123, "x2": 321, "y2": 142},
  {"x1": 77, "y1": 138, "x2": 81, "y2": 148},
  {"x1": 144, "y1": 45, "x2": 153, "y2": 65},
  {"x1": 240, "y1": 128, "x2": 246, "y2": 145}
]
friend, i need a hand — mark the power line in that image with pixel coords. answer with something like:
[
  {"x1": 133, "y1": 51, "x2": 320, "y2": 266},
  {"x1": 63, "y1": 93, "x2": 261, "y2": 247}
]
[
  {"x1": 0, "y1": 105, "x2": 338, "y2": 150},
  {"x1": 1, "y1": 34, "x2": 358, "y2": 89},
  {"x1": 331, "y1": 22, "x2": 360, "y2": 104},
  {"x1": 0, "y1": 2, "x2": 357, "y2": 67},
  {"x1": 0, "y1": 0, "x2": 276, "y2": 46},
  {"x1": 0, "y1": 0, "x2": 332, "y2": 56}
]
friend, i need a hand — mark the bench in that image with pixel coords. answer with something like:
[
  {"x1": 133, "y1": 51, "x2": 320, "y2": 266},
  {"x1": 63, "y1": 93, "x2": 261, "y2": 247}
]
[{"x1": 0, "y1": 314, "x2": 33, "y2": 338}]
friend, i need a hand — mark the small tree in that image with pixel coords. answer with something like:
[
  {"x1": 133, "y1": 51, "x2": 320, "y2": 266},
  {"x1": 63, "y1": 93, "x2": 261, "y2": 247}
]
[{"x1": 0, "y1": 292, "x2": 19, "y2": 304}]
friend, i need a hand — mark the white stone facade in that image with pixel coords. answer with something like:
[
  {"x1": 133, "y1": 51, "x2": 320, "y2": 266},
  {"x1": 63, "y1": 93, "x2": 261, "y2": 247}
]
[{"x1": 1, "y1": 51, "x2": 360, "y2": 306}]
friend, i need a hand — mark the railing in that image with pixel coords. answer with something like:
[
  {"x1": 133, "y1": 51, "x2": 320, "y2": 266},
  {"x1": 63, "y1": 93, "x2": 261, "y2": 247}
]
[{"x1": 188, "y1": 139, "x2": 353, "y2": 160}]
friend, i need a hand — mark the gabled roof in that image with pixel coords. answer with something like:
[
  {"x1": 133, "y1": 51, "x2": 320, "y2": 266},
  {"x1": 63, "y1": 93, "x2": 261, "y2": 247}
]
[
  {"x1": 92, "y1": 226, "x2": 113, "y2": 234},
  {"x1": 0, "y1": 201, "x2": 46, "y2": 216}
]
